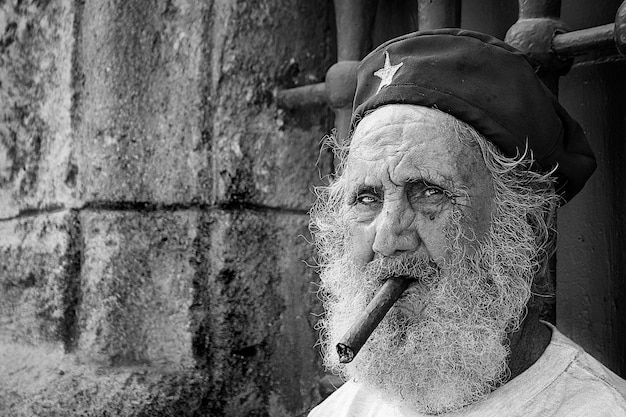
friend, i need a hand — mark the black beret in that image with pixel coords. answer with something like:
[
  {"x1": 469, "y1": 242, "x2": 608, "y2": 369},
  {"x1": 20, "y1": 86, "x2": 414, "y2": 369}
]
[{"x1": 352, "y1": 29, "x2": 596, "y2": 202}]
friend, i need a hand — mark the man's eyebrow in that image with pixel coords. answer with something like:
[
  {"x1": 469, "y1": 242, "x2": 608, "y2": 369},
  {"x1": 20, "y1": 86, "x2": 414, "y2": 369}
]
[
  {"x1": 404, "y1": 170, "x2": 455, "y2": 190},
  {"x1": 356, "y1": 184, "x2": 383, "y2": 194}
]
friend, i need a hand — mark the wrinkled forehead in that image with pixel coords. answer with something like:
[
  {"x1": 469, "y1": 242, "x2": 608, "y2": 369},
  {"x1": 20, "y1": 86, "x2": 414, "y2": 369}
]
[
  {"x1": 350, "y1": 104, "x2": 455, "y2": 151},
  {"x1": 346, "y1": 105, "x2": 477, "y2": 172},
  {"x1": 350, "y1": 104, "x2": 456, "y2": 157},
  {"x1": 342, "y1": 104, "x2": 496, "y2": 200},
  {"x1": 355, "y1": 104, "x2": 454, "y2": 128}
]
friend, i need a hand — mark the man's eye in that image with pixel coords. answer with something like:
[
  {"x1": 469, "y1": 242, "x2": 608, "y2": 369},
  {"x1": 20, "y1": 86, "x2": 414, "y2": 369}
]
[
  {"x1": 407, "y1": 181, "x2": 450, "y2": 206},
  {"x1": 357, "y1": 194, "x2": 379, "y2": 205},
  {"x1": 423, "y1": 187, "x2": 443, "y2": 197}
]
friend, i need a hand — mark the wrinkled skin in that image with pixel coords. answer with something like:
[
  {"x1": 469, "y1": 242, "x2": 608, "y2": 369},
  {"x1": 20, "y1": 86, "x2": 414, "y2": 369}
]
[{"x1": 343, "y1": 105, "x2": 494, "y2": 266}]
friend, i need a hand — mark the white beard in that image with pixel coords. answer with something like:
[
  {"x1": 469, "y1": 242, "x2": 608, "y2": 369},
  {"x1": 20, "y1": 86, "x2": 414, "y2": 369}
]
[{"x1": 317, "y1": 208, "x2": 538, "y2": 414}]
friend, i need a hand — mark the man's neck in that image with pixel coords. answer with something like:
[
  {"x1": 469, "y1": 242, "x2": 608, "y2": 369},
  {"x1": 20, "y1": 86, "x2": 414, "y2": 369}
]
[{"x1": 507, "y1": 307, "x2": 552, "y2": 380}]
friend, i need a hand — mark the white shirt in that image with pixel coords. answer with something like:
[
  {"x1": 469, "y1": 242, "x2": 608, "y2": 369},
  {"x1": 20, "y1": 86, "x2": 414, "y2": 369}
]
[{"x1": 309, "y1": 324, "x2": 626, "y2": 416}]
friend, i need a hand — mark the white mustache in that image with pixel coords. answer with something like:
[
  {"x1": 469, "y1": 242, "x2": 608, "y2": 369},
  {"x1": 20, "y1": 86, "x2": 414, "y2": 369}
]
[{"x1": 363, "y1": 254, "x2": 440, "y2": 284}]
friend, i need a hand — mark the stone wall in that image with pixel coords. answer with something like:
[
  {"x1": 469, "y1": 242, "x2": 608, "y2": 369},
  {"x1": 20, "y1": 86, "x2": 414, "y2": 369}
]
[{"x1": 0, "y1": 0, "x2": 335, "y2": 415}]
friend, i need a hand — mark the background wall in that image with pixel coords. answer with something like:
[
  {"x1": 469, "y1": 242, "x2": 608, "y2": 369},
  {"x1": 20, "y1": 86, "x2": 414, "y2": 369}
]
[
  {"x1": 557, "y1": 0, "x2": 626, "y2": 379},
  {"x1": 0, "y1": 1, "x2": 624, "y2": 416},
  {"x1": 0, "y1": 0, "x2": 334, "y2": 415}
]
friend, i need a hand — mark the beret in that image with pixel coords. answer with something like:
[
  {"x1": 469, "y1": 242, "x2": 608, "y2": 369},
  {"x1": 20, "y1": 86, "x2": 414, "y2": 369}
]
[{"x1": 352, "y1": 29, "x2": 596, "y2": 202}]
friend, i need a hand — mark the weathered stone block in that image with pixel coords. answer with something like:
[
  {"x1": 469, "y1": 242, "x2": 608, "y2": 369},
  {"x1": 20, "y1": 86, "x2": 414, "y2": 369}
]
[
  {"x1": 194, "y1": 209, "x2": 322, "y2": 416},
  {"x1": 211, "y1": 0, "x2": 335, "y2": 210},
  {"x1": 0, "y1": 341, "x2": 210, "y2": 417},
  {"x1": 0, "y1": 0, "x2": 78, "y2": 218},
  {"x1": 78, "y1": 210, "x2": 197, "y2": 368},
  {"x1": 0, "y1": 210, "x2": 79, "y2": 346},
  {"x1": 76, "y1": 0, "x2": 212, "y2": 204}
]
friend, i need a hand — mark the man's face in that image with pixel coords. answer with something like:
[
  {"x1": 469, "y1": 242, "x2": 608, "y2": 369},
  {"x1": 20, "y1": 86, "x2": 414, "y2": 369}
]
[
  {"x1": 343, "y1": 104, "x2": 494, "y2": 268},
  {"x1": 313, "y1": 105, "x2": 538, "y2": 413}
]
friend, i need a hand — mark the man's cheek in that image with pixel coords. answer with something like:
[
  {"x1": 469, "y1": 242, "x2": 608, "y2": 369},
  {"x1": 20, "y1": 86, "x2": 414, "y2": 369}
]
[
  {"x1": 344, "y1": 217, "x2": 377, "y2": 267},
  {"x1": 410, "y1": 214, "x2": 454, "y2": 267}
]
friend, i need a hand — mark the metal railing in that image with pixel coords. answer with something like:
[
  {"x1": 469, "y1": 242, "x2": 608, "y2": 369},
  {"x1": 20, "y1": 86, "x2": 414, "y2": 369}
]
[{"x1": 278, "y1": 0, "x2": 626, "y2": 138}]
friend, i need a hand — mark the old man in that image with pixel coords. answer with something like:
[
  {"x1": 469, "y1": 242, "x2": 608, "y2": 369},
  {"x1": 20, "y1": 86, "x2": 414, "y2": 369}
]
[{"x1": 309, "y1": 29, "x2": 626, "y2": 416}]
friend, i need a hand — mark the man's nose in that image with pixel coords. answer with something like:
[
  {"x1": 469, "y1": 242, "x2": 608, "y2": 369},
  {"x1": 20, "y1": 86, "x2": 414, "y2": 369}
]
[{"x1": 371, "y1": 201, "x2": 420, "y2": 257}]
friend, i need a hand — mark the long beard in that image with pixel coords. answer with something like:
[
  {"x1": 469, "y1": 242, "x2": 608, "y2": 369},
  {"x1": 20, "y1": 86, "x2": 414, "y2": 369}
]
[{"x1": 316, "y1": 208, "x2": 537, "y2": 414}]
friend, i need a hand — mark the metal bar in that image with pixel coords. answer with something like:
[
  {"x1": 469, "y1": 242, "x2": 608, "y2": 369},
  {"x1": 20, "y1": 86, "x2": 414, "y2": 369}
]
[
  {"x1": 325, "y1": 60, "x2": 359, "y2": 109},
  {"x1": 276, "y1": 83, "x2": 326, "y2": 109},
  {"x1": 334, "y1": 108, "x2": 352, "y2": 144},
  {"x1": 552, "y1": 1, "x2": 626, "y2": 59},
  {"x1": 553, "y1": 24, "x2": 616, "y2": 57},
  {"x1": 277, "y1": 0, "x2": 375, "y2": 111},
  {"x1": 506, "y1": 0, "x2": 568, "y2": 95},
  {"x1": 334, "y1": 0, "x2": 378, "y2": 61},
  {"x1": 332, "y1": 0, "x2": 378, "y2": 141},
  {"x1": 518, "y1": 0, "x2": 560, "y2": 18},
  {"x1": 417, "y1": 0, "x2": 461, "y2": 31},
  {"x1": 615, "y1": 0, "x2": 626, "y2": 56}
]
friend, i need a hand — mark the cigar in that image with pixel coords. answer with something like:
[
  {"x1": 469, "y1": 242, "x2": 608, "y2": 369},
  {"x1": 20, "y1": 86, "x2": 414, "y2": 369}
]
[{"x1": 336, "y1": 276, "x2": 412, "y2": 364}]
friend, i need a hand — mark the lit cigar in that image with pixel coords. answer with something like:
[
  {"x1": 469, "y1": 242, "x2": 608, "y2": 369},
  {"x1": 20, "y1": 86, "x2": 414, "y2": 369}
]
[{"x1": 336, "y1": 276, "x2": 412, "y2": 364}]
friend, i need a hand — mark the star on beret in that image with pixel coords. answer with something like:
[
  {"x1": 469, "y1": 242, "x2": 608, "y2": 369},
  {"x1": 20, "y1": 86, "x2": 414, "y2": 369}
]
[{"x1": 374, "y1": 51, "x2": 403, "y2": 94}]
